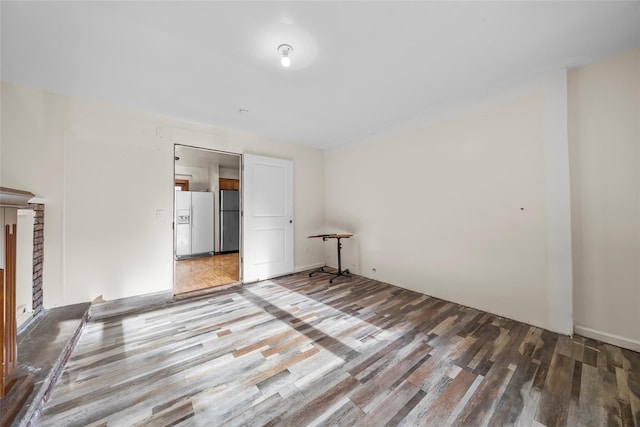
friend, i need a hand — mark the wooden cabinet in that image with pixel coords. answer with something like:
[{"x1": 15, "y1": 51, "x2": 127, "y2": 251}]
[
  {"x1": 219, "y1": 178, "x2": 240, "y2": 191},
  {"x1": 175, "y1": 179, "x2": 189, "y2": 191}
]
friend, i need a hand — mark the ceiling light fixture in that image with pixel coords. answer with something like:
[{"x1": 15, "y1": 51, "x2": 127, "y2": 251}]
[{"x1": 278, "y1": 44, "x2": 293, "y2": 68}]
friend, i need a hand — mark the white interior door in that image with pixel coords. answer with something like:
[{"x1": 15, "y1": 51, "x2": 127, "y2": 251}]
[{"x1": 243, "y1": 154, "x2": 294, "y2": 282}]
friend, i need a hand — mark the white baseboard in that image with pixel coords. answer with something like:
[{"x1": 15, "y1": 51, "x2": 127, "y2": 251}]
[
  {"x1": 17, "y1": 310, "x2": 34, "y2": 330},
  {"x1": 17, "y1": 312, "x2": 36, "y2": 334},
  {"x1": 294, "y1": 263, "x2": 324, "y2": 273},
  {"x1": 243, "y1": 264, "x2": 325, "y2": 284},
  {"x1": 574, "y1": 324, "x2": 640, "y2": 352}
]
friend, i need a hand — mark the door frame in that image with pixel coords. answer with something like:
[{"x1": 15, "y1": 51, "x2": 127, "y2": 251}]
[{"x1": 172, "y1": 144, "x2": 243, "y2": 295}]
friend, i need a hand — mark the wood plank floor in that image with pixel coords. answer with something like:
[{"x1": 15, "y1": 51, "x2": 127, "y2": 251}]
[
  {"x1": 36, "y1": 271, "x2": 640, "y2": 426},
  {"x1": 174, "y1": 253, "x2": 239, "y2": 294}
]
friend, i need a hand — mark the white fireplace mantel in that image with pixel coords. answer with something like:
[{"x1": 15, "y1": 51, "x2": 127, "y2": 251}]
[{"x1": 0, "y1": 187, "x2": 36, "y2": 208}]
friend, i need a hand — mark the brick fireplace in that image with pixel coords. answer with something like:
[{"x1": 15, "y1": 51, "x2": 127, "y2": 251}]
[{"x1": 28, "y1": 203, "x2": 44, "y2": 316}]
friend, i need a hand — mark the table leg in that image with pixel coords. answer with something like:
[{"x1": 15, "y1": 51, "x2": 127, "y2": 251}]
[
  {"x1": 329, "y1": 237, "x2": 351, "y2": 283},
  {"x1": 308, "y1": 236, "x2": 351, "y2": 283},
  {"x1": 309, "y1": 266, "x2": 325, "y2": 277}
]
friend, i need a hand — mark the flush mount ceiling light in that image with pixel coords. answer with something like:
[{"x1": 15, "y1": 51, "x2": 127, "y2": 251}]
[{"x1": 278, "y1": 44, "x2": 293, "y2": 68}]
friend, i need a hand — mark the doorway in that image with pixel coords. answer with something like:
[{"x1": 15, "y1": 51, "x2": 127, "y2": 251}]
[{"x1": 173, "y1": 145, "x2": 241, "y2": 294}]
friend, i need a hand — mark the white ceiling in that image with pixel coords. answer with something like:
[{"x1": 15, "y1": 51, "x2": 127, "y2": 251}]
[
  {"x1": 2, "y1": 1, "x2": 639, "y2": 150},
  {"x1": 175, "y1": 145, "x2": 240, "y2": 170}
]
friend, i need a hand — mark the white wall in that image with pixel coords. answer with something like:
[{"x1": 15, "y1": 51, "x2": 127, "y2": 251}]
[
  {"x1": 175, "y1": 165, "x2": 210, "y2": 191},
  {"x1": 1, "y1": 82, "x2": 325, "y2": 307},
  {"x1": 208, "y1": 164, "x2": 220, "y2": 198},
  {"x1": 208, "y1": 163, "x2": 221, "y2": 253},
  {"x1": 220, "y1": 167, "x2": 240, "y2": 179},
  {"x1": 324, "y1": 70, "x2": 573, "y2": 334},
  {"x1": 0, "y1": 86, "x2": 70, "y2": 308},
  {"x1": 568, "y1": 49, "x2": 640, "y2": 351}
]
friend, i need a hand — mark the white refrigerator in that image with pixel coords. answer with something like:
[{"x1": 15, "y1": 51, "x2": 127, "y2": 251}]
[{"x1": 175, "y1": 191, "x2": 214, "y2": 259}]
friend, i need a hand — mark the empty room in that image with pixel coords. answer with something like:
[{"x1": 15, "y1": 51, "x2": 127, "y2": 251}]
[{"x1": 0, "y1": 1, "x2": 639, "y2": 426}]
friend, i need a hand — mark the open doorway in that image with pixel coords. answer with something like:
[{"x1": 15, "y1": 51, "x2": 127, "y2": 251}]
[{"x1": 173, "y1": 145, "x2": 241, "y2": 295}]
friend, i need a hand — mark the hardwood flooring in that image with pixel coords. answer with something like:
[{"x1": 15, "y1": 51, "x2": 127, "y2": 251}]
[
  {"x1": 36, "y1": 272, "x2": 640, "y2": 426},
  {"x1": 174, "y1": 253, "x2": 239, "y2": 294}
]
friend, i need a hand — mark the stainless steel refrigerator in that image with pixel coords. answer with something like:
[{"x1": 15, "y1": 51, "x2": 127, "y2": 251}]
[
  {"x1": 220, "y1": 190, "x2": 240, "y2": 253},
  {"x1": 175, "y1": 191, "x2": 214, "y2": 259}
]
